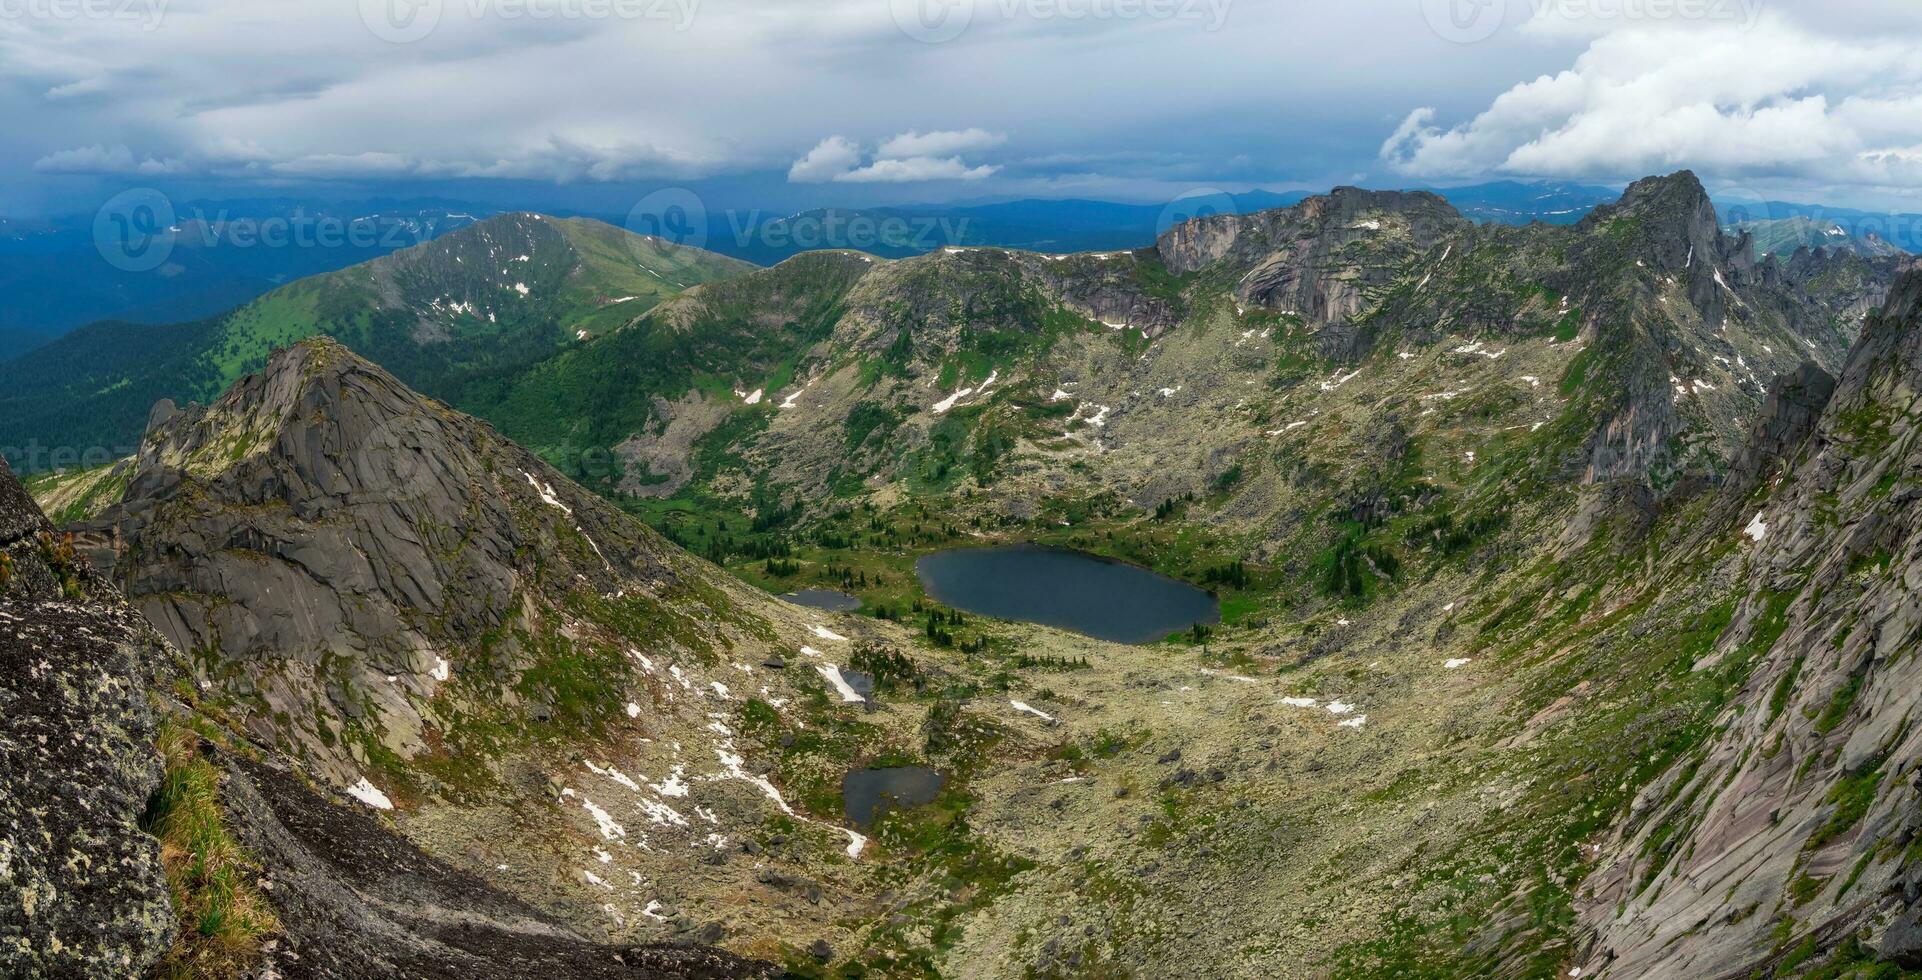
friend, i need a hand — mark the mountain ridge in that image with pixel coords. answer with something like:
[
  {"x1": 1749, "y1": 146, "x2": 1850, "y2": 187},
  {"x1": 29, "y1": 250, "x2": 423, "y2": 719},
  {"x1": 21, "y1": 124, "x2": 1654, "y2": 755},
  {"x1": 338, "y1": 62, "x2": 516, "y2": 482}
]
[{"x1": 0, "y1": 213, "x2": 752, "y2": 472}]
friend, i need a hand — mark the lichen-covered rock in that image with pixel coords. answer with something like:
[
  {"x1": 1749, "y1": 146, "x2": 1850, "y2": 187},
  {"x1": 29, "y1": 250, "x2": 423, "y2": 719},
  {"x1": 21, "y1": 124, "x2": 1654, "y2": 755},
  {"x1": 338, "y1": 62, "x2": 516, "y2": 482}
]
[{"x1": 0, "y1": 456, "x2": 174, "y2": 978}]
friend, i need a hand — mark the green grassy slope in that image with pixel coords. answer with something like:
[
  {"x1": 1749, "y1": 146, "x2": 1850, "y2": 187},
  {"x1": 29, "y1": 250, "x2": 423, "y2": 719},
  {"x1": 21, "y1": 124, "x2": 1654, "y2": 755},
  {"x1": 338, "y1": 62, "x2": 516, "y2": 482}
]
[{"x1": 0, "y1": 214, "x2": 753, "y2": 471}]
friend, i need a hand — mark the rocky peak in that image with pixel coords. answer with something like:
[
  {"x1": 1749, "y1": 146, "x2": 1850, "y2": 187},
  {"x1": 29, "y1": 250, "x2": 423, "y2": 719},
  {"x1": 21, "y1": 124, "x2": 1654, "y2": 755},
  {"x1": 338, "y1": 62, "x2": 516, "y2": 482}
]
[
  {"x1": 1577, "y1": 170, "x2": 1725, "y2": 274},
  {"x1": 85, "y1": 337, "x2": 696, "y2": 786},
  {"x1": 1155, "y1": 185, "x2": 1468, "y2": 276},
  {"x1": 5, "y1": 445, "x2": 778, "y2": 978},
  {"x1": 1309, "y1": 185, "x2": 1463, "y2": 227},
  {"x1": 1832, "y1": 267, "x2": 1922, "y2": 403}
]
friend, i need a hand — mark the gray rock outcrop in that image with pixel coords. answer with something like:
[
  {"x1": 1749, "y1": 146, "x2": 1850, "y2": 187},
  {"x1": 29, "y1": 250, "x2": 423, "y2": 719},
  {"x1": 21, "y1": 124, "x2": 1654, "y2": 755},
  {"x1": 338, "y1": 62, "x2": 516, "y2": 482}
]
[
  {"x1": 0, "y1": 456, "x2": 175, "y2": 978},
  {"x1": 77, "y1": 337, "x2": 706, "y2": 787}
]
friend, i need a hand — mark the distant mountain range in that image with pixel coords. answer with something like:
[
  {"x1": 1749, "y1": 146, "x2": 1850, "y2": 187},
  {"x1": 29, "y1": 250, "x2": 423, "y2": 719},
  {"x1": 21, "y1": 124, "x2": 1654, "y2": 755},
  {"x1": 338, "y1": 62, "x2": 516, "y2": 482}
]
[
  {"x1": 1718, "y1": 199, "x2": 1922, "y2": 257},
  {"x1": 587, "y1": 181, "x2": 1628, "y2": 267},
  {"x1": 0, "y1": 198, "x2": 483, "y2": 339},
  {"x1": 5, "y1": 181, "x2": 1910, "y2": 366}
]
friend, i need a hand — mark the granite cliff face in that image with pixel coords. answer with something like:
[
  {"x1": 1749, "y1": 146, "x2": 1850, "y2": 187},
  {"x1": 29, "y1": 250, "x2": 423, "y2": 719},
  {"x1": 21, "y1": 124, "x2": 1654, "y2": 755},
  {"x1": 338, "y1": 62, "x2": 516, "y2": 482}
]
[
  {"x1": 1576, "y1": 271, "x2": 1922, "y2": 976},
  {"x1": 0, "y1": 457, "x2": 174, "y2": 978}
]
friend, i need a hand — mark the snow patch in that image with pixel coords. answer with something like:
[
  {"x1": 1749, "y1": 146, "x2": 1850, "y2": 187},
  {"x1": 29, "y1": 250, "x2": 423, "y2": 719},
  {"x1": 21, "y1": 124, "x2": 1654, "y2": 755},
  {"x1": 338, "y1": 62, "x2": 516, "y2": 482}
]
[
  {"x1": 346, "y1": 778, "x2": 393, "y2": 810},
  {"x1": 654, "y1": 766, "x2": 689, "y2": 798},
  {"x1": 714, "y1": 746, "x2": 867, "y2": 858},
  {"x1": 932, "y1": 386, "x2": 973, "y2": 414},
  {"x1": 1320, "y1": 369, "x2": 1363, "y2": 392},
  {"x1": 815, "y1": 664, "x2": 865, "y2": 703},
  {"x1": 1010, "y1": 700, "x2": 1056, "y2": 722},
  {"x1": 1744, "y1": 512, "x2": 1768, "y2": 542},
  {"x1": 581, "y1": 799, "x2": 627, "y2": 840},
  {"x1": 521, "y1": 472, "x2": 572, "y2": 515}
]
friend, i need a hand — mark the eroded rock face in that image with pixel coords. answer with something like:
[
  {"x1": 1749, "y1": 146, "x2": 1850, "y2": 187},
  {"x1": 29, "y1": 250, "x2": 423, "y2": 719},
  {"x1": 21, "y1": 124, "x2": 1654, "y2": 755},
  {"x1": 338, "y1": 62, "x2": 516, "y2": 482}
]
[
  {"x1": 615, "y1": 392, "x2": 734, "y2": 498},
  {"x1": 1575, "y1": 271, "x2": 1922, "y2": 976},
  {"x1": 0, "y1": 457, "x2": 174, "y2": 978},
  {"x1": 1725, "y1": 361, "x2": 1837, "y2": 495},
  {"x1": 1156, "y1": 187, "x2": 1470, "y2": 355}
]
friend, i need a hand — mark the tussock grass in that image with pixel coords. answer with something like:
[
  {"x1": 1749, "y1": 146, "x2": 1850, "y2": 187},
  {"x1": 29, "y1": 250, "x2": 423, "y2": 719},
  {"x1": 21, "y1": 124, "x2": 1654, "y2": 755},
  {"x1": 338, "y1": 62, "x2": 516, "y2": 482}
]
[{"x1": 143, "y1": 722, "x2": 279, "y2": 979}]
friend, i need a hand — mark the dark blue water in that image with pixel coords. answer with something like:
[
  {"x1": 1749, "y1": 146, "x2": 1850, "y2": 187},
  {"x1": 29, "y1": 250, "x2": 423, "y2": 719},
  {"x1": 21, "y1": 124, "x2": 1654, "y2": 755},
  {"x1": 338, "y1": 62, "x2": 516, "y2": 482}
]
[
  {"x1": 781, "y1": 588, "x2": 862, "y2": 612},
  {"x1": 842, "y1": 766, "x2": 945, "y2": 829},
  {"x1": 915, "y1": 545, "x2": 1220, "y2": 644}
]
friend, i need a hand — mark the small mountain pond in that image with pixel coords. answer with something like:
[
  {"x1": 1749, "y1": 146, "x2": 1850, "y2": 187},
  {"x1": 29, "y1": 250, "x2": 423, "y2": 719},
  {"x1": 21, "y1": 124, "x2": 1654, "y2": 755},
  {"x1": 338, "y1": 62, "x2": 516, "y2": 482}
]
[{"x1": 914, "y1": 544, "x2": 1220, "y2": 644}]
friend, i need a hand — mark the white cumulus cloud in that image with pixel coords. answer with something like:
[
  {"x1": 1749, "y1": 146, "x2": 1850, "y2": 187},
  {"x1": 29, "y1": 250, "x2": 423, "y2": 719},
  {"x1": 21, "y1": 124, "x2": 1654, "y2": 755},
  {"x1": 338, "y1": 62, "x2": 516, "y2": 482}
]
[
  {"x1": 787, "y1": 136, "x2": 864, "y2": 183},
  {"x1": 876, "y1": 128, "x2": 1006, "y2": 158},
  {"x1": 836, "y1": 157, "x2": 998, "y2": 183},
  {"x1": 1381, "y1": 14, "x2": 1922, "y2": 194},
  {"x1": 787, "y1": 129, "x2": 1002, "y2": 183}
]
